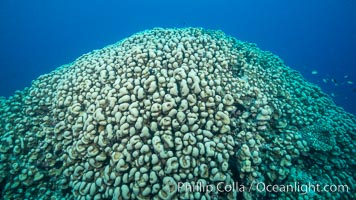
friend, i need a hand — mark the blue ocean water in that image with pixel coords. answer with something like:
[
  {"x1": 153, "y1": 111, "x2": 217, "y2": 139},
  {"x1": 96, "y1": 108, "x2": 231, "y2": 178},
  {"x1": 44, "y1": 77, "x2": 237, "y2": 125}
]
[{"x1": 0, "y1": 0, "x2": 355, "y2": 115}]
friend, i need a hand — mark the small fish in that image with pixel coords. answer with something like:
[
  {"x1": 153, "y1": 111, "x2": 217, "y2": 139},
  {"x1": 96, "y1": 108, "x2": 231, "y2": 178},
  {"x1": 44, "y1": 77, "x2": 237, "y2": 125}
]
[
  {"x1": 347, "y1": 80, "x2": 354, "y2": 85},
  {"x1": 344, "y1": 75, "x2": 349, "y2": 79},
  {"x1": 322, "y1": 78, "x2": 328, "y2": 83},
  {"x1": 311, "y1": 70, "x2": 318, "y2": 75},
  {"x1": 331, "y1": 78, "x2": 337, "y2": 83},
  {"x1": 330, "y1": 93, "x2": 335, "y2": 97}
]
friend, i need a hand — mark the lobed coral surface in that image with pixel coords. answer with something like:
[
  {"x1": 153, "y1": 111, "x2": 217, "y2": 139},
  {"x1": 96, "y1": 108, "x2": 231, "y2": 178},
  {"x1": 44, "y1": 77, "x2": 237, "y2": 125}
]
[{"x1": 0, "y1": 28, "x2": 355, "y2": 199}]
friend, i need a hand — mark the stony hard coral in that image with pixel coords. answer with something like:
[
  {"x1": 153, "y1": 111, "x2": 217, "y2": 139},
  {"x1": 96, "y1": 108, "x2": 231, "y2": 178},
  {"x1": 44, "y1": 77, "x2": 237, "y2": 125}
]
[{"x1": 0, "y1": 27, "x2": 355, "y2": 199}]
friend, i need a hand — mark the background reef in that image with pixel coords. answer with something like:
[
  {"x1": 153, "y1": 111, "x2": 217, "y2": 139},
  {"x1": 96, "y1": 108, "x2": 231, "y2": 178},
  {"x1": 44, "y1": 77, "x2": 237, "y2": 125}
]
[{"x1": 0, "y1": 28, "x2": 355, "y2": 199}]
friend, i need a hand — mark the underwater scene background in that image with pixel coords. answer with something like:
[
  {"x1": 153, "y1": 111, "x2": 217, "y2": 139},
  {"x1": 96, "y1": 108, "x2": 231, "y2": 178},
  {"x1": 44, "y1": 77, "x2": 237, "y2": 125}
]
[
  {"x1": 0, "y1": 0, "x2": 355, "y2": 200},
  {"x1": 0, "y1": 0, "x2": 356, "y2": 115}
]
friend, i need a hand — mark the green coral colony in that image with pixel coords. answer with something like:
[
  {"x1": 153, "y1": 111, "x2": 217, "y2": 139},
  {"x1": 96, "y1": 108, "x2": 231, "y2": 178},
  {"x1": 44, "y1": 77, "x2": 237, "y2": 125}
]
[{"x1": 0, "y1": 28, "x2": 355, "y2": 199}]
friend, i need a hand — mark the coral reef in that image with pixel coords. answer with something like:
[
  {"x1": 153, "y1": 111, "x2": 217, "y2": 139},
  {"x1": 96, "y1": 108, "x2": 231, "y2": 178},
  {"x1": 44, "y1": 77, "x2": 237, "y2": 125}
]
[
  {"x1": 0, "y1": 28, "x2": 355, "y2": 199},
  {"x1": 299, "y1": 118, "x2": 336, "y2": 151}
]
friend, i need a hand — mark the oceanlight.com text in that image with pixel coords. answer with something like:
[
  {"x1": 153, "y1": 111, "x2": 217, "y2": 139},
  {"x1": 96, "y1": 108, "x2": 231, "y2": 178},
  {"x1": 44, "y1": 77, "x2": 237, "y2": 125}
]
[{"x1": 177, "y1": 181, "x2": 350, "y2": 195}]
